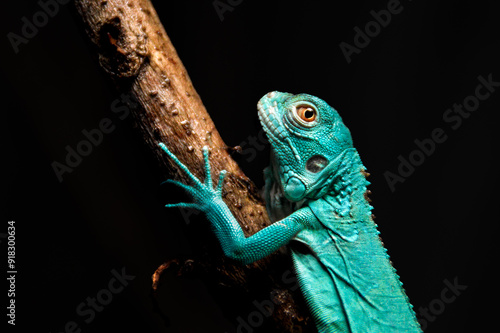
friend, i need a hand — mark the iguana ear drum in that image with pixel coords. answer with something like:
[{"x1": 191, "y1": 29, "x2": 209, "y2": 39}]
[{"x1": 306, "y1": 155, "x2": 328, "y2": 173}]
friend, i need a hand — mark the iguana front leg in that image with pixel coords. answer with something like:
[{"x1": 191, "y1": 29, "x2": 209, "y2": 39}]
[{"x1": 159, "y1": 143, "x2": 315, "y2": 265}]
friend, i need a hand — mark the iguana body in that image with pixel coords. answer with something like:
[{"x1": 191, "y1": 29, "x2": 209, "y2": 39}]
[{"x1": 159, "y1": 92, "x2": 422, "y2": 332}]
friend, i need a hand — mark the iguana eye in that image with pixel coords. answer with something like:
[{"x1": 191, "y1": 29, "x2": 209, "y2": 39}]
[{"x1": 296, "y1": 105, "x2": 317, "y2": 122}]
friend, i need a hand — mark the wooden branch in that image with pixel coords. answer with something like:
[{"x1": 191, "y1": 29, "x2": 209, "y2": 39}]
[{"x1": 73, "y1": 0, "x2": 311, "y2": 331}]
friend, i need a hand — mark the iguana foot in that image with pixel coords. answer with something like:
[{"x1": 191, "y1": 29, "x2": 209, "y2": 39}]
[{"x1": 158, "y1": 143, "x2": 227, "y2": 212}]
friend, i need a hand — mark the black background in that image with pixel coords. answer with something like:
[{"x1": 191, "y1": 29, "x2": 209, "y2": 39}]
[{"x1": 1, "y1": 0, "x2": 499, "y2": 332}]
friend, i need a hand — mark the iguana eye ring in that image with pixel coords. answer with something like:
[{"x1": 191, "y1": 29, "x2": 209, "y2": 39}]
[
  {"x1": 296, "y1": 105, "x2": 317, "y2": 122},
  {"x1": 291, "y1": 104, "x2": 318, "y2": 128}
]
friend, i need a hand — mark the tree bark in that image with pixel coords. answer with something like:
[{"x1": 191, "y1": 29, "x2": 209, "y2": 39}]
[{"x1": 73, "y1": 0, "x2": 311, "y2": 332}]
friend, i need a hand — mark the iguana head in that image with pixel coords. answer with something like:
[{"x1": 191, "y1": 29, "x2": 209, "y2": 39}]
[{"x1": 258, "y1": 91, "x2": 354, "y2": 202}]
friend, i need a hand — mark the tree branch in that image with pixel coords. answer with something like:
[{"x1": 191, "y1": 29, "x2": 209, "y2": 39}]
[{"x1": 73, "y1": 0, "x2": 311, "y2": 331}]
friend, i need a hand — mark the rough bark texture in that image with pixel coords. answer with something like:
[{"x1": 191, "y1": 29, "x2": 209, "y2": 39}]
[{"x1": 73, "y1": 1, "x2": 311, "y2": 331}]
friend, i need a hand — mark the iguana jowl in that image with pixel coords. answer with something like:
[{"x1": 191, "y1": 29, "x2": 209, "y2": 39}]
[{"x1": 159, "y1": 92, "x2": 422, "y2": 332}]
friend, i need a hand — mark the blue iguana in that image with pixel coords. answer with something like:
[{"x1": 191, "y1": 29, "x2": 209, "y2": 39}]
[{"x1": 158, "y1": 92, "x2": 422, "y2": 332}]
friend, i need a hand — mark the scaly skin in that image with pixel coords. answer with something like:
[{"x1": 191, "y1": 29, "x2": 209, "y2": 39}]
[{"x1": 159, "y1": 92, "x2": 422, "y2": 332}]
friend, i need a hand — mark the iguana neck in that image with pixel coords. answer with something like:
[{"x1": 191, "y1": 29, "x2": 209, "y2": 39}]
[{"x1": 308, "y1": 149, "x2": 373, "y2": 221}]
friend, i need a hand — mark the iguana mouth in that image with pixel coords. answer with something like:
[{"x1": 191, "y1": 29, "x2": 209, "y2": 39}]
[
  {"x1": 258, "y1": 94, "x2": 309, "y2": 201},
  {"x1": 257, "y1": 97, "x2": 302, "y2": 164},
  {"x1": 257, "y1": 99, "x2": 285, "y2": 141}
]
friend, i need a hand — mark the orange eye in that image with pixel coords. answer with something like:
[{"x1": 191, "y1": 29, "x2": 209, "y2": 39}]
[{"x1": 296, "y1": 105, "x2": 317, "y2": 122}]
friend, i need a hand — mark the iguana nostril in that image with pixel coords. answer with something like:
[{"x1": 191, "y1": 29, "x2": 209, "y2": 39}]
[{"x1": 284, "y1": 177, "x2": 306, "y2": 201}]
